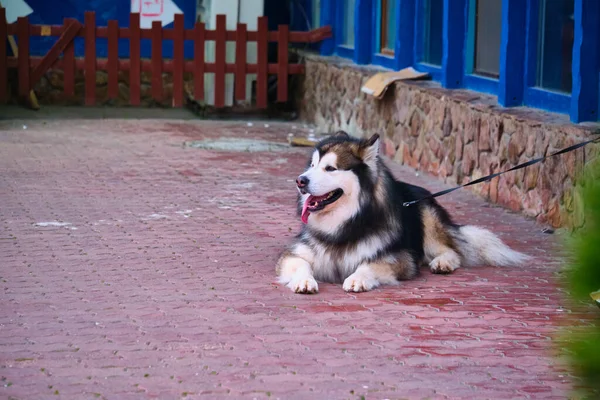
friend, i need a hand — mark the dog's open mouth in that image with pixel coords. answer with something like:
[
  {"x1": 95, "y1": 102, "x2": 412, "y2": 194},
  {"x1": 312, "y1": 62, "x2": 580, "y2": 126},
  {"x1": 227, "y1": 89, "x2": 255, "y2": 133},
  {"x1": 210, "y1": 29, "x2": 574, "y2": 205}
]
[{"x1": 301, "y1": 189, "x2": 344, "y2": 224}]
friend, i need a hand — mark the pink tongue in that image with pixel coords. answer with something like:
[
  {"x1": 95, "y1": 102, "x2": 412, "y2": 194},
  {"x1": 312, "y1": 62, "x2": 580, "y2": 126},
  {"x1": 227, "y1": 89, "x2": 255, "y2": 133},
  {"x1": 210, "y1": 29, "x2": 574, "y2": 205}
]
[{"x1": 301, "y1": 197, "x2": 312, "y2": 224}]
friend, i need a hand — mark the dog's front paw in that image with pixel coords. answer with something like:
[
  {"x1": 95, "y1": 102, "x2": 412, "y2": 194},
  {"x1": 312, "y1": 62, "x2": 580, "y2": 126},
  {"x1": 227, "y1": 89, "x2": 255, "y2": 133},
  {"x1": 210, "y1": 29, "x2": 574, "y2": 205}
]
[
  {"x1": 287, "y1": 276, "x2": 319, "y2": 294},
  {"x1": 343, "y1": 272, "x2": 379, "y2": 293}
]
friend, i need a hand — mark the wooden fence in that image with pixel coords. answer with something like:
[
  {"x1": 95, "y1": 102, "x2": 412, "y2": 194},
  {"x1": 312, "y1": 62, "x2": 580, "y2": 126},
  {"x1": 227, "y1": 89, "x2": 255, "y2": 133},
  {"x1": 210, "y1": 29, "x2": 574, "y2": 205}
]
[{"x1": 0, "y1": 8, "x2": 332, "y2": 108}]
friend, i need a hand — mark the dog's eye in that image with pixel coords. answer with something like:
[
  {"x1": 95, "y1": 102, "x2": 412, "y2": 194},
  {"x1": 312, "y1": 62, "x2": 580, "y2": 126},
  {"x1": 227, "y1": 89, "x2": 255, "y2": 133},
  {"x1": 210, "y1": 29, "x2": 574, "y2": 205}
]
[
  {"x1": 310, "y1": 164, "x2": 314, "y2": 168},
  {"x1": 325, "y1": 166, "x2": 337, "y2": 172}
]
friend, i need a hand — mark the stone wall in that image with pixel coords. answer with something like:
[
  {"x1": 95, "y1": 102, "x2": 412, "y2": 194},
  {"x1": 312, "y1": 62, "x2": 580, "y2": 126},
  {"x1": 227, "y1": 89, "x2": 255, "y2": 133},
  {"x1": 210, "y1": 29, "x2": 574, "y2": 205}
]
[{"x1": 297, "y1": 55, "x2": 600, "y2": 229}]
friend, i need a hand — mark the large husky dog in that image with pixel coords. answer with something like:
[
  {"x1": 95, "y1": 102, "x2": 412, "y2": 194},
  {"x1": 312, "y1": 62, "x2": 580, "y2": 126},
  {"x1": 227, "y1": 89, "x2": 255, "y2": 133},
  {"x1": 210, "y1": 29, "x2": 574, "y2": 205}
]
[{"x1": 276, "y1": 131, "x2": 529, "y2": 294}]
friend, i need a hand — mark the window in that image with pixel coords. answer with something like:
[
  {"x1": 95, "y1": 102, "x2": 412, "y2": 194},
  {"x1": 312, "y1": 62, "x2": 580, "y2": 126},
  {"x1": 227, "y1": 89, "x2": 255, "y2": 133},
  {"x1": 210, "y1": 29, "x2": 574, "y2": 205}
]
[
  {"x1": 536, "y1": 0, "x2": 574, "y2": 93},
  {"x1": 380, "y1": 0, "x2": 397, "y2": 55},
  {"x1": 312, "y1": 0, "x2": 321, "y2": 29},
  {"x1": 422, "y1": 0, "x2": 443, "y2": 65},
  {"x1": 468, "y1": 0, "x2": 502, "y2": 78},
  {"x1": 342, "y1": 0, "x2": 356, "y2": 47}
]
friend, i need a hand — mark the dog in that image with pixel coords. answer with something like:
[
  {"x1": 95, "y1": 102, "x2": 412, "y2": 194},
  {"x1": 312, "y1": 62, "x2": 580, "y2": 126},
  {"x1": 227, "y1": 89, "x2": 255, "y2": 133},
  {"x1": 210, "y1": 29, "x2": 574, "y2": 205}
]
[{"x1": 276, "y1": 131, "x2": 529, "y2": 294}]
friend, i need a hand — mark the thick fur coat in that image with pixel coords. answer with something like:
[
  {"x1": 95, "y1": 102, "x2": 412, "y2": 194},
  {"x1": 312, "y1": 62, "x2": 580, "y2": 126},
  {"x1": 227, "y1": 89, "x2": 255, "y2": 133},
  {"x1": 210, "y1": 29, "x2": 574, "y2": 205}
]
[{"x1": 276, "y1": 131, "x2": 529, "y2": 294}]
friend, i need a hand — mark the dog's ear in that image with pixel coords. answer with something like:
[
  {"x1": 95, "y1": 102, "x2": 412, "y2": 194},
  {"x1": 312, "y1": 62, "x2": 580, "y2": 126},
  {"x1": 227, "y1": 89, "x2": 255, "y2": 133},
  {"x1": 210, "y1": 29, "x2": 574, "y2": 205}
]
[
  {"x1": 333, "y1": 130, "x2": 350, "y2": 138},
  {"x1": 364, "y1": 133, "x2": 380, "y2": 147},
  {"x1": 360, "y1": 134, "x2": 380, "y2": 174}
]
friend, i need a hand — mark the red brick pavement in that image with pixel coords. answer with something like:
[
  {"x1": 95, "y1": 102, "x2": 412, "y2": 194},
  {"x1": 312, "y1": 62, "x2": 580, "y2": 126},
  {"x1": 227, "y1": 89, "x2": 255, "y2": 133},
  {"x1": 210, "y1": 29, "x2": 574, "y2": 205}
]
[{"x1": 0, "y1": 117, "x2": 596, "y2": 399}]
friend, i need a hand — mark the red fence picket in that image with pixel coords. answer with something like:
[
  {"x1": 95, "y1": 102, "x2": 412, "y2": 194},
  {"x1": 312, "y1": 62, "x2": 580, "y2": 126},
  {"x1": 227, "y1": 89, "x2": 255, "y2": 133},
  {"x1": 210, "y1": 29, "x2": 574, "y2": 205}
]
[
  {"x1": 235, "y1": 23, "x2": 247, "y2": 102},
  {"x1": 84, "y1": 11, "x2": 96, "y2": 106},
  {"x1": 214, "y1": 15, "x2": 227, "y2": 108},
  {"x1": 256, "y1": 16, "x2": 269, "y2": 109},
  {"x1": 172, "y1": 14, "x2": 185, "y2": 107},
  {"x1": 277, "y1": 24, "x2": 289, "y2": 103},
  {"x1": 63, "y1": 18, "x2": 76, "y2": 97},
  {"x1": 193, "y1": 22, "x2": 205, "y2": 102},
  {"x1": 2, "y1": 8, "x2": 332, "y2": 109},
  {"x1": 129, "y1": 13, "x2": 141, "y2": 106},
  {"x1": 107, "y1": 20, "x2": 119, "y2": 100},
  {"x1": 151, "y1": 20, "x2": 163, "y2": 103},
  {"x1": 17, "y1": 17, "x2": 30, "y2": 98}
]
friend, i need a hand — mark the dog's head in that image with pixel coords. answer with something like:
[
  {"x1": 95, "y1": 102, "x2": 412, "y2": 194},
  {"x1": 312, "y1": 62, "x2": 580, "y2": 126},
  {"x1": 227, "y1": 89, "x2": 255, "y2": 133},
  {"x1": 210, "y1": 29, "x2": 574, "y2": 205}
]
[{"x1": 296, "y1": 131, "x2": 380, "y2": 229}]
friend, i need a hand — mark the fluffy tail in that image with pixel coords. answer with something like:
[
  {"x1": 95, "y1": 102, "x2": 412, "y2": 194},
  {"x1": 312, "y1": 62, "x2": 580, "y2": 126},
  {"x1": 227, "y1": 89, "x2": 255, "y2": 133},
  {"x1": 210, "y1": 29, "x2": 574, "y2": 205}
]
[{"x1": 454, "y1": 225, "x2": 531, "y2": 267}]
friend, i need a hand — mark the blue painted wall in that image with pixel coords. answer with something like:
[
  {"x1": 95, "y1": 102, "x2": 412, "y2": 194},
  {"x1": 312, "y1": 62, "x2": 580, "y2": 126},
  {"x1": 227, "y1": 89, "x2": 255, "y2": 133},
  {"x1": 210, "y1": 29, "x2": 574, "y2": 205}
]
[{"x1": 22, "y1": 0, "x2": 197, "y2": 58}]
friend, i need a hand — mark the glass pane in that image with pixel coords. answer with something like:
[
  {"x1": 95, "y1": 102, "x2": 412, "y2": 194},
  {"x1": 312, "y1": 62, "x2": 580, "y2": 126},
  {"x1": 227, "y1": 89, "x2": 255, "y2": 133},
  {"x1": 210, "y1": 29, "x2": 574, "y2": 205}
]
[
  {"x1": 423, "y1": 0, "x2": 443, "y2": 65},
  {"x1": 312, "y1": 0, "x2": 321, "y2": 29},
  {"x1": 342, "y1": 0, "x2": 356, "y2": 47},
  {"x1": 473, "y1": 0, "x2": 502, "y2": 78},
  {"x1": 382, "y1": 0, "x2": 397, "y2": 51},
  {"x1": 536, "y1": 0, "x2": 574, "y2": 93}
]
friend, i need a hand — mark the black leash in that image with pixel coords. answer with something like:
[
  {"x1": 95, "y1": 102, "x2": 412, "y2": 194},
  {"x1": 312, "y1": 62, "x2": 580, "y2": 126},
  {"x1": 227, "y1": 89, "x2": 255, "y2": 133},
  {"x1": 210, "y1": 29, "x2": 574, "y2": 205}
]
[{"x1": 403, "y1": 134, "x2": 600, "y2": 207}]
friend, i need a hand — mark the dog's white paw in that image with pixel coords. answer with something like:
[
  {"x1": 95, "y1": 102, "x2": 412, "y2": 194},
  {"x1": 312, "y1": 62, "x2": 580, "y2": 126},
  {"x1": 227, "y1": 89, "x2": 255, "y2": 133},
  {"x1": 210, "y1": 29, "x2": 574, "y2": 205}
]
[
  {"x1": 343, "y1": 272, "x2": 379, "y2": 292},
  {"x1": 287, "y1": 276, "x2": 319, "y2": 294},
  {"x1": 430, "y1": 251, "x2": 461, "y2": 274}
]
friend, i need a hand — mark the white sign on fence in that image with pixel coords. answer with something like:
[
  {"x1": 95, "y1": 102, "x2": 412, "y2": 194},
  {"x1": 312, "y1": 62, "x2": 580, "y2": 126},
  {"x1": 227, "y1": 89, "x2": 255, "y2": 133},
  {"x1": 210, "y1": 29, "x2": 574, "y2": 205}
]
[
  {"x1": 0, "y1": 0, "x2": 34, "y2": 23},
  {"x1": 131, "y1": 0, "x2": 183, "y2": 29}
]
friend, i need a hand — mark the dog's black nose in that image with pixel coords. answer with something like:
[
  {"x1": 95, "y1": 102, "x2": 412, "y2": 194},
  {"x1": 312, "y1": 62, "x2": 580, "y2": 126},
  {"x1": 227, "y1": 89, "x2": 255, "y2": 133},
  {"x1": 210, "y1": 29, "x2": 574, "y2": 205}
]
[{"x1": 296, "y1": 175, "x2": 309, "y2": 188}]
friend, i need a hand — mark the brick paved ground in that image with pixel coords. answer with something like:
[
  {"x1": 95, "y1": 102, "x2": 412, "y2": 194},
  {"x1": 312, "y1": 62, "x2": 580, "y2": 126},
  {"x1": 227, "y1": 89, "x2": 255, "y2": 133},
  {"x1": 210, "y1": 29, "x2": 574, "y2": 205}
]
[{"x1": 0, "y1": 114, "x2": 597, "y2": 399}]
